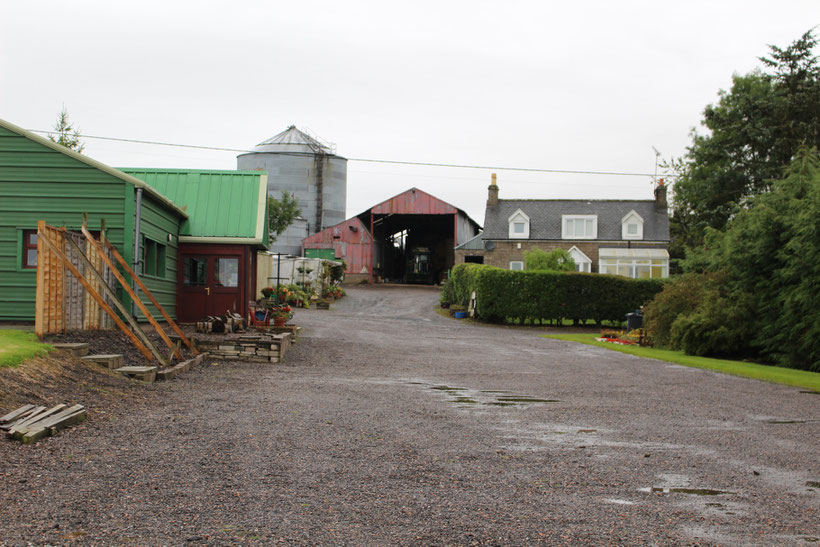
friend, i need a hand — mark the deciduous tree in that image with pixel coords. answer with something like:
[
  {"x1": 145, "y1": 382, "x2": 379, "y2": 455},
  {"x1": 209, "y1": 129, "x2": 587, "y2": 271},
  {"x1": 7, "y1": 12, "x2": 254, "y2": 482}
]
[
  {"x1": 267, "y1": 191, "x2": 301, "y2": 243},
  {"x1": 670, "y1": 30, "x2": 819, "y2": 251}
]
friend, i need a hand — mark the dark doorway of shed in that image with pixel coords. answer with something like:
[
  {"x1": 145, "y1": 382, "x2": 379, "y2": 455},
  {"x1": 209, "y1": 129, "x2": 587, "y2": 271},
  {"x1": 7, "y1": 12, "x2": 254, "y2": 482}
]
[{"x1": 371, "y1": 214, "x2": 455, "y2": 284}]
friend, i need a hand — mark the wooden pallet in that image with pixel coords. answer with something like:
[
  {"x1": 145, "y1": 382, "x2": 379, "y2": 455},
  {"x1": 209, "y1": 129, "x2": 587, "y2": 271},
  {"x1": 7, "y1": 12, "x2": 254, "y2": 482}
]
[{"x1": 1, "y1": 403, "x2": 87, "y2": 444}]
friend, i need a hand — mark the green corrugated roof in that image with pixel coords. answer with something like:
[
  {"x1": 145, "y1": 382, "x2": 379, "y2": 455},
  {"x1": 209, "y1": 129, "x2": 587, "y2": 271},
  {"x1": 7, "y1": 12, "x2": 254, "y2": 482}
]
[{"x1": 120, "y1": 169, "x2": 268, "y2": 248}]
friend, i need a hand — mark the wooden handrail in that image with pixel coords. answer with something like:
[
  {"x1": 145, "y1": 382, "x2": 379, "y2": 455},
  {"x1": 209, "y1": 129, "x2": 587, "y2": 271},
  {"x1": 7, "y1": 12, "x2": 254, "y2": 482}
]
[{"x1": 80, "y1": 220, "x2": 182, "y2": 360}]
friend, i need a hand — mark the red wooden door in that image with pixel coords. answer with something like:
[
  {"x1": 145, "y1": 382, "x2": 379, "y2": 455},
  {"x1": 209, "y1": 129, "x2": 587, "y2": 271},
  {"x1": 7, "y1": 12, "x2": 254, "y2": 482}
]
[{"x1": 178, "y1": 248, "x2": 244, "y2": 322}]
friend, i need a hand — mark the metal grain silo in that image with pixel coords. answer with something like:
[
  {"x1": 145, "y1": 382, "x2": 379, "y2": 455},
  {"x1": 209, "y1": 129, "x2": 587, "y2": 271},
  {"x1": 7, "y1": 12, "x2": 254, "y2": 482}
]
[{"x1": 237, "y1": 126, "x2": 347, "y2": 256}]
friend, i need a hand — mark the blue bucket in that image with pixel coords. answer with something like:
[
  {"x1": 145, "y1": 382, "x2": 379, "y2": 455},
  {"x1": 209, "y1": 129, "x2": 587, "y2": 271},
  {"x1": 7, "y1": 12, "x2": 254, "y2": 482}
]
[{"x1": 454, "y1": 311, "x2": 468, "y2": 319}]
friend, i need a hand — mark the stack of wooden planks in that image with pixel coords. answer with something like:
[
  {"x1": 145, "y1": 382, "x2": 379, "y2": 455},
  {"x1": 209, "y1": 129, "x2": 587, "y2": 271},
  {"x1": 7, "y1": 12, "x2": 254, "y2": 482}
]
[{"x1": 0, "y1": 403, "x2": 87, "y2": 444}]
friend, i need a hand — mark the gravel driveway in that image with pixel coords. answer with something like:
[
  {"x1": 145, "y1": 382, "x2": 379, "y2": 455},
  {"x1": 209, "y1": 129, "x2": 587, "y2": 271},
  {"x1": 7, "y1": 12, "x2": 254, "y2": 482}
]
[{"x1": 1, "y1": 285, "x2": 818, "y2": 545}]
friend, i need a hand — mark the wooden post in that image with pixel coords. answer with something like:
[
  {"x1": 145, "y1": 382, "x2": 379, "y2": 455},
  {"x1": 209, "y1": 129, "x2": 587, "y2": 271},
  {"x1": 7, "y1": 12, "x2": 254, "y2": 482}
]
[{"x1": 34, "y1": 221, "x2": 46, "y2": 336}]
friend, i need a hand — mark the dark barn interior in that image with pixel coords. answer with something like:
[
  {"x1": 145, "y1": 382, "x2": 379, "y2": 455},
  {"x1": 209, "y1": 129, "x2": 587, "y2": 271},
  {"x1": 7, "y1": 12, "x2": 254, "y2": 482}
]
[{"x1": 360, "y1": 213, "x2": 455, "y2": 284}]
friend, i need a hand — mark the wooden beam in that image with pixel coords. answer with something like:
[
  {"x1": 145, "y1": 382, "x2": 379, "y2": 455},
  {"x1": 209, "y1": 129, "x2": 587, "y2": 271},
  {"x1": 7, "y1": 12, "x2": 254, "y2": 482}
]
[
  {"x1": 64, "y1": 237, "x2": 167, "y2": 366},
  {"x1": 34, "y1": 221, "x2": 47, "y2": 336},
  {"x1": 101, "y1": 235, "x2": 197, "y2": 355},
  {"x1": 38, "y1": 233, "x2": 155, "y2": 362},
  {"x1": 81, "y1": 218, "x2": 181, "y2": 360}
]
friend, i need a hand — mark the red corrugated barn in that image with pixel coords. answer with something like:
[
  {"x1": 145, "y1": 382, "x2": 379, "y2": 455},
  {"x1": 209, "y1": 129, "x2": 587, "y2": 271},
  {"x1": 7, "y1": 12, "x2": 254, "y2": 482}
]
[{"x1": 303, "y1": 188, "x2": 481, "y2": 284}]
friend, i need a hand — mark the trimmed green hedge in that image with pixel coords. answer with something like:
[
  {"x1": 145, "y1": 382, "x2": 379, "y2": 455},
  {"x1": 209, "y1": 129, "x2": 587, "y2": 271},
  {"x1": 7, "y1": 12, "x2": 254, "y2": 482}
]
[{"x1": 441, "y1": 264, "x2": 664, "y2": 325}]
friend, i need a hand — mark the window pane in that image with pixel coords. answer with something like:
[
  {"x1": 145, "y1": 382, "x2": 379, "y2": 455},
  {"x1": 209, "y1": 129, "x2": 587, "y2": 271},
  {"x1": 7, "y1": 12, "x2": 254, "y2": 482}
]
[
  {"x1": 215, "y1": 258, "x2": 239, "y2": 287},
  {"x1": 651, "y1": 265, "x2": 663, "y2": 278},
  {"x1": 156, "y1": 244, "x2": 166, "y2": 278},
  {"x1": 636, "y1": 265, "x2": 650, "y2": 278},
  {"x1": 184, "y1": 257, "x2": 207, "y2": 286},
  {"x1": 565, "y1": 219, "x2": 573, "y2": 236},
  {"x1": 627, "y1": 223, "x2": 638, "y2": 235},
  {"x1": 27, "y1": 249, "x2": 38, "y2": 266},
  {"x1": 510, "y1": 261, "x2": 523, "y2": 271},
  {"x1": 584, "y1": 219, "x2": 593, "y2": 236},
  {"x1": 28, "y1": 233, "x2": 38, "y2": 245},
  {"x1": 513, "y1": 222, "x2": 525, "y2": 234}
]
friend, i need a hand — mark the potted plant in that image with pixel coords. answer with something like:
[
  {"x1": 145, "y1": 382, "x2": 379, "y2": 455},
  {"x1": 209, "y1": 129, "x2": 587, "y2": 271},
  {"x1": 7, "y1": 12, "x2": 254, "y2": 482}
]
[{"x1": 272, "y1": 303, "x2": 292, "y2": 327}]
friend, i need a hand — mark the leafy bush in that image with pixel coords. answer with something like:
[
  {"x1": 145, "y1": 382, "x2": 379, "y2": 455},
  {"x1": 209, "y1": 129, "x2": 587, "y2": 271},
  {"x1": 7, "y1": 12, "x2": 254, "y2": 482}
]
[
  {"x1": 524, "y1": 248, "x2": 575, "y2": 271},
  {"x1": 643, "y1": 273, "x2": 715, "y2": 348},
  {"x1": 443, "y1": 263, "x2": 663, "y2": 325}
]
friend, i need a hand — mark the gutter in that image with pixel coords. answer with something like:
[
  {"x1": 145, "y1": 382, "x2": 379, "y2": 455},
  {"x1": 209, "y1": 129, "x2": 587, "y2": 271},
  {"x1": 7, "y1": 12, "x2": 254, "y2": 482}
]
[{"x1": 132, "y1": 187, "x2": 143, "y2": 317}]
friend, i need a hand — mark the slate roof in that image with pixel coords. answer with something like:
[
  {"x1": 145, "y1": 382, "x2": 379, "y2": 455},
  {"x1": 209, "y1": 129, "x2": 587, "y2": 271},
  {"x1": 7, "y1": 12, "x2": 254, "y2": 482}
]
[{"x1": 483, "y1": 199, "x2": 670, "y2": 241}]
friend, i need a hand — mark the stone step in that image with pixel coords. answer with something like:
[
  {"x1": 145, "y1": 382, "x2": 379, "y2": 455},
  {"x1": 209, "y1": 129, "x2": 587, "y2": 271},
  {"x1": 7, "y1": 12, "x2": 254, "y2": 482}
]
[
  {"x1": 80, "y1": 354, "x2": 124, "y2": 369},
  {"x1": 51, "y1": 342, "x2": 90, "y2": 357},
  {"x1": 114, "y1": 366, "x2": 158, "y2": 383}
]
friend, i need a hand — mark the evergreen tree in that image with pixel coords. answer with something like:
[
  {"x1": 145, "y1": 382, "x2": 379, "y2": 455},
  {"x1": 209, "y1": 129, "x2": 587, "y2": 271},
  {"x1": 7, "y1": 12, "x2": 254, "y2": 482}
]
[{"x1": 48, "y1": 107, "x2": 85, "y2": 153}]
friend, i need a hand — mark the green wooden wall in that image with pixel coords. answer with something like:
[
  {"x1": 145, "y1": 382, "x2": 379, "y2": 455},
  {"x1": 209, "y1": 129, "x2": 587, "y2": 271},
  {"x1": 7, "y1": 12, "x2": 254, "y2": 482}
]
[
  {"x1": 0, "y1": 125, "x2": 183, "y2": 322},
  {"x1": 135, "y1": 193, "x2": 180, "y2": 320}
]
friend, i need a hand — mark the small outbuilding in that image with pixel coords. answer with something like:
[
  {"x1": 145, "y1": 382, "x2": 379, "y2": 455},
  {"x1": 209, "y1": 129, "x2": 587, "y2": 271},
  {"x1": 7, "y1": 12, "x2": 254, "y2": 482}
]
[{"x1": 121, "y1": 169, "x2": 269, "y2": 322}]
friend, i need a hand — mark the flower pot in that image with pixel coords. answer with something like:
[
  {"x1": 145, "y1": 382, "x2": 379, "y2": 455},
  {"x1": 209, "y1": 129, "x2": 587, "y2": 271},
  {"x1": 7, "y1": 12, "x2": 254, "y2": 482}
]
[{"x1": 273, "y1": 316, "x2": 287, "y2": 327}]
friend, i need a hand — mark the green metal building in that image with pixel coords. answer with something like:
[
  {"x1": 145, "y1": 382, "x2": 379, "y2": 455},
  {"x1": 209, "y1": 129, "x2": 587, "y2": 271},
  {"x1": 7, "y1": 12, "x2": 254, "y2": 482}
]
[
  {"x1": 120, "y1": 169, "x2": 269, "y2": 322},
  {"x1": 0, "y1": 117, "x2": 187, "y2": 321}
]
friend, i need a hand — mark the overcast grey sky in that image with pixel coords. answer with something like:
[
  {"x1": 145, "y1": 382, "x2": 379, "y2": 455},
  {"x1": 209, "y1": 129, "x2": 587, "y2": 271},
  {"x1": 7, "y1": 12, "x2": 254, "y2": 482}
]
[{"x1": 1, "y1": 1, "x2": 817, "y2": 224}]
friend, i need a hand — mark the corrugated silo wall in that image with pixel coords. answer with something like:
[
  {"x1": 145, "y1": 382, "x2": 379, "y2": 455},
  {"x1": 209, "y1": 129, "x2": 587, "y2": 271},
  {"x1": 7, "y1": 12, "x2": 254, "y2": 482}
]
[{"x1": 237, "y1": 152, "x2": 347, "y2": 256}]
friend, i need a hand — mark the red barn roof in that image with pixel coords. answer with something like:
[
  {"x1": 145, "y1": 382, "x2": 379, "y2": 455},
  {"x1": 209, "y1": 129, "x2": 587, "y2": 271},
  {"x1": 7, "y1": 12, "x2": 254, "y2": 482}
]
[{"x1": 368, "y1": 187, "x2": 459, "y2": 216}]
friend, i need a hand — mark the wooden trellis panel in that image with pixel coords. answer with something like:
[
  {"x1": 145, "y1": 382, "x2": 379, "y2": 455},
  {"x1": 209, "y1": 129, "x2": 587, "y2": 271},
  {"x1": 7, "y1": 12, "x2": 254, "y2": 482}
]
[{"x1": 34, "y1": 223, "x2": 115, "y2": 336}]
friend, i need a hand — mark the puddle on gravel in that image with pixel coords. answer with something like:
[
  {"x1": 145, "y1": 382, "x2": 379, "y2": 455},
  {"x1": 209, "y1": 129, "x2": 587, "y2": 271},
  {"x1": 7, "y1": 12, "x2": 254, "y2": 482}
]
[
  {"x1": 639, "y1": 487, "x2": 735, "y2": 496},
  {"x1": 577, "y1": 429, "x2": 597, "y2": 433},
  {"x1": 496, "y1": 396, "x2": 561, "y2": 404},
  {"x1": 799, "y1": 390, "x2": 820, "y2": 395},
  {"x1": 806, "y1": 481, "x2": 820, "y2": 488},
  {"x1": 420, "y1": 383, "x2": 559, "y2": 408},
  {"x1": 603, "y1": 498, "x2": 635, "y2": 505},
  {"x1": 765, "y1": 419, "x2": 820, "y2": 424}
]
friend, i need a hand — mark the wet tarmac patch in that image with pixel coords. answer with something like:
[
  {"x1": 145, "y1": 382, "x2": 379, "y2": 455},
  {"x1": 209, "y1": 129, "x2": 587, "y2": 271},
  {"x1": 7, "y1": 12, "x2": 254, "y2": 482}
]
[{"x1": 639, "y1": 487, "x2": 735, "y2": 496}]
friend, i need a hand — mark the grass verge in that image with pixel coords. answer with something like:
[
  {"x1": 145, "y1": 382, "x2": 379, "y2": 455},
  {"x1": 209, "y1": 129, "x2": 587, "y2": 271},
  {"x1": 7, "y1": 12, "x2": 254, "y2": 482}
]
[
  {"x1": 0, "y1": 329, "x2": 53, "y2": 368},
  {"x1": 544, "y1": 333, "x2": 820, "y2": 392}
]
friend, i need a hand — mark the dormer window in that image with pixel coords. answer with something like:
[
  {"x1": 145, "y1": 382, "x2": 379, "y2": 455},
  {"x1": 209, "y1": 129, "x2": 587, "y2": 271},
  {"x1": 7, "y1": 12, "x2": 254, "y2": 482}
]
[
  {"x1": 621, "y1": 210, "x2": 644, "y2": 240},
  {"x1": 562, "y1": 215, "x2": 597, "y2": 239},
  {"x1": 508, "y1": 209, "x2": 530, "y2": 239}
]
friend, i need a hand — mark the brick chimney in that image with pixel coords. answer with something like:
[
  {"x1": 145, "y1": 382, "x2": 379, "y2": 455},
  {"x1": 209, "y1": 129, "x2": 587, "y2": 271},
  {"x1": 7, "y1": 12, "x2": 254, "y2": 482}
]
[
  {"x1": 487, "y1": 173, "x2": 499, "y2": 207},
  {"x1": 654, "y1": 178, "x2": 668, "y2": 210}
]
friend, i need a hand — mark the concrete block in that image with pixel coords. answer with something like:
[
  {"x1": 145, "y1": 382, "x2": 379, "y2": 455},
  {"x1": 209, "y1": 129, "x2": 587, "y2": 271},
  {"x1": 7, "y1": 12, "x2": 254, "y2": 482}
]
[
  {"x1": 51, "y1": 343, "x2": 90, "y2": 357},
  {"x1": 81, "y1": 354, "x2": 124, "y2": 369},
  {"x1": 115, "y1": 366, "x2": 158, "y2": 383}
]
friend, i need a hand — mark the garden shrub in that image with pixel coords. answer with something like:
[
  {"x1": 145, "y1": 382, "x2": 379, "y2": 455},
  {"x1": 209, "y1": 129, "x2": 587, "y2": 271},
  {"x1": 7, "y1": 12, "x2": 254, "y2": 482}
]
[{"x1": 443, "y1": 263, "x2": 663, "y2": 325}]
